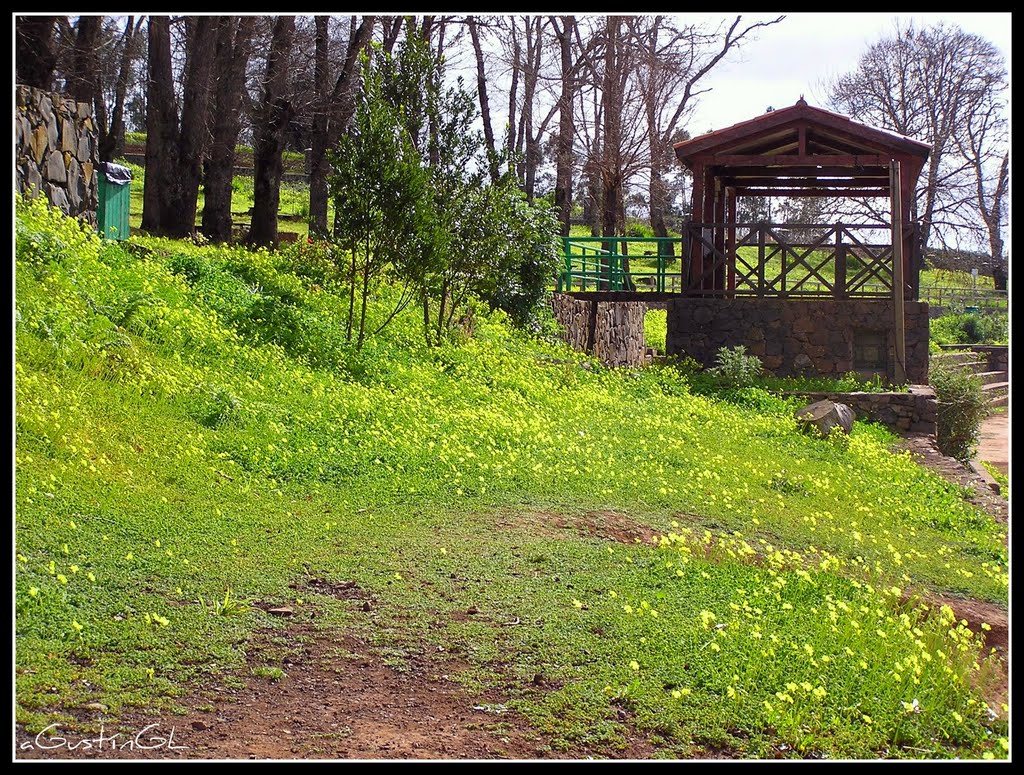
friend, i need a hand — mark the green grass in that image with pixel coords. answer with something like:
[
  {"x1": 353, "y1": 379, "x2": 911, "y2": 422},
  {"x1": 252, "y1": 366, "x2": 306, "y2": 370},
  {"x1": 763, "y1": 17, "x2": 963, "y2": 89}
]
[{"x1": 14, "y1": 196, "x2": 1008, "y2": 759}]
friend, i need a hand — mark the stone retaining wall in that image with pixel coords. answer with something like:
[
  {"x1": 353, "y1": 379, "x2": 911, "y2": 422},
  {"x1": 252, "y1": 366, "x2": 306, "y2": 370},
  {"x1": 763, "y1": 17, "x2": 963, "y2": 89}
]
[
  {"x1": 786, "y1": 385, "x2": 937, "y2": 435},
  {"x1": 551, "y1": 293, "x2": 647, "y2": 367},
  {"x1": 15, "y1": 84, "x2": 98, "y2": 225},
  {"x1": 666, "y1": 298, "x2": 929, "y2": 385}
]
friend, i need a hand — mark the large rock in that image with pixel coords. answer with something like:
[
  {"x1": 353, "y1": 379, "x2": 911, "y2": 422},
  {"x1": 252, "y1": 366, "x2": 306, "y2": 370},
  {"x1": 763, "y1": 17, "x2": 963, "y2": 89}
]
[
  {"x1": 795, "y1": 399, "x2": 855, "y2": 438},
  {"x1": 24, "y1": 164, "x2": 43, "y2": 197},
  {"x1": 30, "y1": 124, "x2": 49, "y2": 164},
  {"x1": 61, "y1": 118, "x2": 77, "y2": 153},
  {"x1": 47, "y1": 183, "x2": 69, "y2": 212},
  {"x1": 78, "y1": 132, "x2": 92, "y2": 162},
  {"x1": 67, "y1": 158, "x2": 82, "y2": 209},
  {"x1": 45, "y1": 150, "x2": 67, "y2": 183}
]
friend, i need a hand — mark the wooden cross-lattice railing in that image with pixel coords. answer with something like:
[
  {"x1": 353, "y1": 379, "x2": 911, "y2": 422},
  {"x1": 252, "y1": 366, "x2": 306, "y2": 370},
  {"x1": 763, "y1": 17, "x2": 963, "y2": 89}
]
[{"x1": 557, "y1": 222, "x2": 918, "y2": 300}]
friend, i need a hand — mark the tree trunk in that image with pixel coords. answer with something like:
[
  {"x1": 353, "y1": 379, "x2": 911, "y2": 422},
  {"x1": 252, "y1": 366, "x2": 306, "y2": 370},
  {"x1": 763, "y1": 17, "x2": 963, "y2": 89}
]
[
  {"x1": 308, "y1": 16, "x2": 332, "y2": 239},
  {"x1": 552, "y1": 16, "x2": 576, "y2": 236},
  {"x1": 381, "y1": 17, "x2": 402, "y2": 54},
  {"x1": 98, "y1": 16, "x2": 140, "y2": 162},
  {"x1": 141, "y1": 16, "x2": 177, "y2": 234},
  {"x1": 309, "y1": 15, "x2": 375, "y2": 238},
  {"x1": 16, "y1": 16, "x2": 59, "y2": 89},
  {"x1": 468, "y1": 16, "x2": 500, "y2": 183},
  {"x1": 249, "y1": 15, "x2": 296, "y2": 248},
  {"x1": 601, "y1": 17, "x2": 623, "y2": 240},
  {"x1": 519, "y1": 17, "x2": 542, "y2": 200},
  {"x1": 201, "y1": 16, "x2": 255, "y2": 243},
  {"x1": 506, "y1": 23, "x2": 520, "y2": 171},
  {"x1": 987, "y1": 152, "x2": 1008, "y2": 291},
  {"x1": 66, "y1": 15, "x2": 103, "y2": 103},
  {"x1": 163, "y1": 17, "x2": 218, "y2": 238},
  {"x1": 601, "y1": 17, "x2": 634, "y2": 291}
]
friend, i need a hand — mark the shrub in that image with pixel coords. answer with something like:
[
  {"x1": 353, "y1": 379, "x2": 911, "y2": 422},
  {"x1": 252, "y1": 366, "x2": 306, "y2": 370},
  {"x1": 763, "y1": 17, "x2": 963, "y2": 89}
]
[
  {"x1": 708, "y1": 345, "x2": 763, "y2": 388},
  {"x1": 929, "y1": 362, "x2": 987, "y2": 463},
  {"x1": 930, "y1": 312, "x2": 1008, "y2": 346}
]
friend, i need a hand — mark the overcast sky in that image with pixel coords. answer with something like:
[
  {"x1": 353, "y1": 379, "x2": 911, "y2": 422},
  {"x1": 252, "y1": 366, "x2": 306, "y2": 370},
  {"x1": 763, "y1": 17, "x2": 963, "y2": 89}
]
[{"x1": 676, "y1": 11, "x2": 1012, "y2": 134}]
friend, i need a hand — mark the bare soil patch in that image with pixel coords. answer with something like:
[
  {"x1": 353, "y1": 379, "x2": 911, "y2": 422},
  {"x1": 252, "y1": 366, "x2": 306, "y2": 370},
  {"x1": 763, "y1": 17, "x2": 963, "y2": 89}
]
[
  {"x1": 502, "y1": 509, "x2": 659, "y2": 546},
  {"x1": 16, "y1": 623, "x2": 555, "y2": 761}
]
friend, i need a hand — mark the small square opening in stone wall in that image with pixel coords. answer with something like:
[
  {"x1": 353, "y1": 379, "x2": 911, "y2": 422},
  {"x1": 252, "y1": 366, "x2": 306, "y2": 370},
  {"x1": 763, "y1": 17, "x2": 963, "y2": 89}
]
[{"x1": 853, "y1": 329, "x2": 888, "y2": 372}]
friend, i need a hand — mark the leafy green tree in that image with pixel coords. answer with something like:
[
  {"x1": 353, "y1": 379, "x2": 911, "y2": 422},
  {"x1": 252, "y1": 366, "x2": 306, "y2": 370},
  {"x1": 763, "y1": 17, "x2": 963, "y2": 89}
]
[
  {"x1": 330, "y1": 30, "x2": 560, "y2": 347},
  {"x1": 329, "y1": 48, "x2": 432, "y2": 350}
]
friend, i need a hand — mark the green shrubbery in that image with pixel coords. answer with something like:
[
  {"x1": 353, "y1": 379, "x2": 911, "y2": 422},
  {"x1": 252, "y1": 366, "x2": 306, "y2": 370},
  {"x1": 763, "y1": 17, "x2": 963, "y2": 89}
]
[
  {"x1": 931, "y1": 312, "x2": 1008, "y2": 347},
  {"x1": 707, "y1": 345, "x2": 764, "y2": 388},
  {"x1": 929, "y1": 362, "x2": 988, "y2": 463}
]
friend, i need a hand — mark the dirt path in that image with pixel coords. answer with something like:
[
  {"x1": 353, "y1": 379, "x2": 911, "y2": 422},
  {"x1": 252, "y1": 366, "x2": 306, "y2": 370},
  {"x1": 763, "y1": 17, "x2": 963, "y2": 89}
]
[
  {"x1": 16, "y1": 625, "x2": 558, "y2": 761},
  {"x1": 974, "y1": 411, "x2": 1009, "y2": 476}
]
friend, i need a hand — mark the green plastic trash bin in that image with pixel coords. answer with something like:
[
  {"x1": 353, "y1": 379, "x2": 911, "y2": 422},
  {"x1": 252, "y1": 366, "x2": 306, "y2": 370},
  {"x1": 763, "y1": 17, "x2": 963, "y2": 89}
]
[{"x1": 97, "y1": 162, "x2": 132, "y2": 241}]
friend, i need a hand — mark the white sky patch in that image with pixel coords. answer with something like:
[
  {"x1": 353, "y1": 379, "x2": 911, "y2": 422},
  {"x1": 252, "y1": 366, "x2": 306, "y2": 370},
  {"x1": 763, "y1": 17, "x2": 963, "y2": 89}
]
[{"x1": 681, "y1": 11, "x2": 1011, "y2": 134}]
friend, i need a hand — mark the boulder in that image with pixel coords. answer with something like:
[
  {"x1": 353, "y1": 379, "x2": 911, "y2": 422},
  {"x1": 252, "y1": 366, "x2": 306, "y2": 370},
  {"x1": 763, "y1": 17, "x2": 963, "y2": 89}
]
[
  {"x1": 45, "y1": 150, "x2": 67, "y2": 183},
  {"x1": 795, "y1": 399, "x2": 855, "y2": 438}
]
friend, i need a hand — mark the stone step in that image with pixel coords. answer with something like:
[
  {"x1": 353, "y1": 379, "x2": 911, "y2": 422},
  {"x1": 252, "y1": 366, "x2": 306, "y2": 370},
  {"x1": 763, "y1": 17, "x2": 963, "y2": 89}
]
[
  {"x1": 982, "y1": 381, "x2": 1009, "y2": 404},
  {"x1": 932, "y1": 351, "x2": 980, "y2": 366},
  {"x1": 976, "y1": 370, "x2": 1009, "y2": 386},
  {"x1": 932, "y1": 357, "x2": 989, "y2": 375}
]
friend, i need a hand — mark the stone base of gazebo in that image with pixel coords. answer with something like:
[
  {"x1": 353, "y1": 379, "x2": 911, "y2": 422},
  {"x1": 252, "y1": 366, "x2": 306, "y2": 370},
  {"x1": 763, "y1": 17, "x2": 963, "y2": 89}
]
[{"x1": 666, "y1": 298, "x2": 929, "y2": 385}]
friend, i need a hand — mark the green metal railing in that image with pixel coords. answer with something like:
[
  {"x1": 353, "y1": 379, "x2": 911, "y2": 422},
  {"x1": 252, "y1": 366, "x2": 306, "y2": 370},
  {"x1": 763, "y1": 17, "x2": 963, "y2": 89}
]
[{"x1": 557, "y1": 236, "x2": 685, "y2": 293}]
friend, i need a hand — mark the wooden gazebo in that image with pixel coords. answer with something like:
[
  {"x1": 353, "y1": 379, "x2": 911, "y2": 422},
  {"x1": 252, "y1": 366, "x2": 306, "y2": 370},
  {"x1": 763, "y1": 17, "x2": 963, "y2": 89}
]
[{"x1": 673, "y1": 98, "x2": 931, "y2": 300}]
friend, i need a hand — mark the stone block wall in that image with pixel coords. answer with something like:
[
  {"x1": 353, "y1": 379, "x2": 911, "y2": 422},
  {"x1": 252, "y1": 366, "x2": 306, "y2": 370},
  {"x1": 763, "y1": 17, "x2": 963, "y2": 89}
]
[
  {"x1": 15, "y1": 84, "x2": 98, "y2": 225},
  {"x1": 551, "y1": 293, "x2": 647, "y2": 367},
  {"x1": 787, "y1": 385, "x2": 937, "y2": 435},
  {"x1": 666, "y1": 298, "x2": 929, "y2": 385}
]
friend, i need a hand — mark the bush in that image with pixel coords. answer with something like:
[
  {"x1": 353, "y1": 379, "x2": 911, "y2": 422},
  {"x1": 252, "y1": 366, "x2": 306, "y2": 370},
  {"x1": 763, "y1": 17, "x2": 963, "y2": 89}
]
[
  {"x1": 930, "y1": 312, "x2": 1008, "y2": 346},
  {"x1": 708, "y1": 345, "x2": 763, "y2": 388},
  {"x1": 929, "y1": 362, "x2": 987, "y2": 463}
]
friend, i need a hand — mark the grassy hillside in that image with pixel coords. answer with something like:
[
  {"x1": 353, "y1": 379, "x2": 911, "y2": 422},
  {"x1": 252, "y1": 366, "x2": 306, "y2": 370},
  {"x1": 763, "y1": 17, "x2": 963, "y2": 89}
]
[{"x1": 14, "y1": 197, "x2": 1008, "y2": 758}]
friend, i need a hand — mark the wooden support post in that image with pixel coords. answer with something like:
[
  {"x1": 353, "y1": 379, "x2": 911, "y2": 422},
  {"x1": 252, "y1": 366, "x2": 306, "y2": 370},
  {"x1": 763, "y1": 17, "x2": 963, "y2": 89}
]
[
  {"x1": 834, "y1": 225, "x2": 846, "y2": 299},
  {"x1": 702, "y1": 168, "x2": 715, "y2": 292},
  {"x1": 757, "y1": 222, "x2": 766, "y2": 297},
  {"x1": 901, "y1": 157, "x2": 920, "y2": 300},
  {"x1": 713, "y1": 177, "x2": 726, "y2": 291},
  {"x1": 688, "y1": 162, "x2": 704, "y2": 293},
  {"x1": 726, "y1": 188, "x2": 737, "y2": 294},
  {"x1": 890, "y1": 160, "x2": 908, "y2": 384}
]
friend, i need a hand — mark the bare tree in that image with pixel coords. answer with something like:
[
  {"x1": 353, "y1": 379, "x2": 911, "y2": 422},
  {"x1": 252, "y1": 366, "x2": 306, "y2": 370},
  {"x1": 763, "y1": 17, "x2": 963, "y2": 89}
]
[
  {"x1": 201, "y1": 16, "x2": 256, "y2": 243},
  {"x1": 141, "y1": 16, "x2": 218, "y2": 238},
  {"x1": 827, "y1": 22, "x2": 1007, "y2": 254},
  {"x1": 248, "y1": 15, "x2": 296, "y2": 247},
  {"x1": 97, "y1": 16, "x2": 145, "y2": 162},
  {"x1": 64, "y1": 15, "x2": 102, "y2": 103},
  {"x1": 957, "y1": 86, "x2": 1009, "y2": 289},
  {"x1": 550, "y1": 15, "x2": 577, "y2": 235},
  {"x1": 308, "y1": 15, "x2": 376, "y2": 238},
  {"x1": 467, "y1": 16, "x2": 501, "y2": 182},
  {"x1": 634, "y1": 15, "x2": 784, "y2": 245},
  {"x1": 16, "y1": 16, "x2": 60, "y2": 89}
]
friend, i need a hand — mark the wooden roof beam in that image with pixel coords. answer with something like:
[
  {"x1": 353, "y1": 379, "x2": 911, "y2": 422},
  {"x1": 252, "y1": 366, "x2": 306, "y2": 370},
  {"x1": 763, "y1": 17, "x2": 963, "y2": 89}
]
[
  {"x1": 715, "y1": 164, "x2": 889, "y2": 177},
  {"x1": 703, "y1": 154, "x2": 893, "y2": 167},
  {"x1": 734, "y1": 187, "x2": 890, "y2": 197},
  {"x1": 722, "y1": 176, "x2": 890, "y2": 187}
]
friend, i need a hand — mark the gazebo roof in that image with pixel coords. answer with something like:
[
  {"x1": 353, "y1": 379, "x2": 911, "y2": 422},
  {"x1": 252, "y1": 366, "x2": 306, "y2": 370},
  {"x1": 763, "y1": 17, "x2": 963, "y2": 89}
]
[{"x1": 674, "y1": 98, "x2": 930, "y2": 198}]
